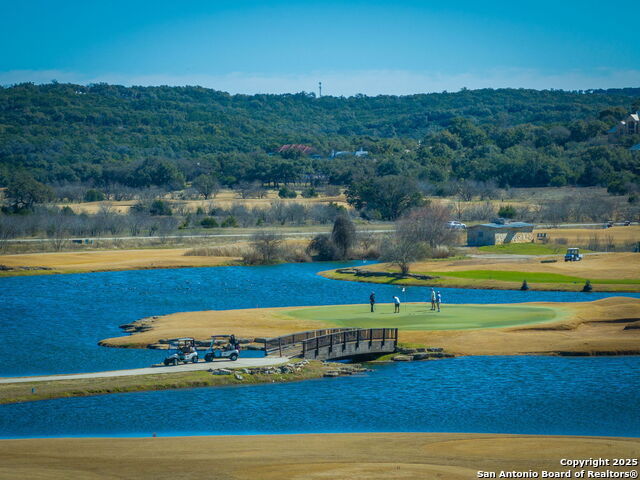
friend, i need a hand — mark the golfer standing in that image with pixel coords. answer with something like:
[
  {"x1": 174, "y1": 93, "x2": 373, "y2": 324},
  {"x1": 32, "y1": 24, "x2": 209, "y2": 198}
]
[
  {"x1": 369, "y1": 292, "x2": 376, "y2": 312},
  {"x1": 393, "y1": 295, "x2": 401, "y2": 313},
  {"x1": 436, "y1": 291, "x2": 442, "y2": 312},
  {"x1": 430, "y1": 288, "x2": 437, "y2": 311}
]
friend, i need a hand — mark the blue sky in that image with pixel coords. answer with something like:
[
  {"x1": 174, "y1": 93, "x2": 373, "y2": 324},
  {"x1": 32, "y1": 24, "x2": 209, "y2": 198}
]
[{"x1": 1, "y1": 0, "x2": 638, "y2": 95}]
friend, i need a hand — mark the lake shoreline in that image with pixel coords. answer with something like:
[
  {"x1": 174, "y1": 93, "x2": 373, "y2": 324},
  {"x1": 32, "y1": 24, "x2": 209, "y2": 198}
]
[
  {"x1": 0, "y1": 360, "x2": 372, "y2": 405},
  {"x1": 320, "y1": 266, "x2": 640, "y2": 292}
]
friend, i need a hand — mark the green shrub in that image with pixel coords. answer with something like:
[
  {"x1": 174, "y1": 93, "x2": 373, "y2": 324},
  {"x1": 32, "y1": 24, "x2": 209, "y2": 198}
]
[
  {"x1": 307, "y1": 234, "x2": 338, "y2": 260},
  {"x1": 201, "y1": 217, "x2": 219, "y2": 228},
  {"x1": 498, "y1": 204, "x2": 517, "y2": 218},
  {"x1": 278, "y1": 187, "x2": 297, "y2": 199},
  {"x1": 302, "y1": 187, "x2": 318, "y2": 198},
  {"x1": 221, "y1": 216, "x2": 238, "y2": 228},
  {"x1": 149, "y1": 199, "x2": 172, "y2": 216},
  {"x1": 84, "y1": 189, "x2": 105, "y2": 202}
]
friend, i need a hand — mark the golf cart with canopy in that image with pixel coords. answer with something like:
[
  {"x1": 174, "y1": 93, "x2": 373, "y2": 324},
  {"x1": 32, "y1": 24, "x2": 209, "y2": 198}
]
[
  {"x1": 204, "y1": 335, "x2": 240, "y2": 362},
  {"x1": 163, "y1": 337, "x2": 198, "y2": 366},
  {"x1": 564, "y1": 247, "x2": 583, "y2": 262}
]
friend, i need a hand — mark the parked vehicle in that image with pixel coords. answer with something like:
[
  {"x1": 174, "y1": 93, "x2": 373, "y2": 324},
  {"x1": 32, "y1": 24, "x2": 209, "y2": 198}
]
[
  {"x1": 447, "y1": 220, "x2": 467, "y2": 229},
  {"x1": 624, "y1": 220, "x2": 631, "y2": 226},
  {"x1": 564, "y1": 248, "x2": 583, "y2": 262},
  {"x1": 163, "y1": 338, "x2": 198, "y2": 366},
  {"x1": 204, "y1": 335, "x2": 240, "y2": 362}
]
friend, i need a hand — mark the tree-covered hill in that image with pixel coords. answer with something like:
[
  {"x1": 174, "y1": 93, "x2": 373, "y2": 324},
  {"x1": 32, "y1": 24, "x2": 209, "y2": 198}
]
[{"x1": 0, "y1": 82, "x2": 639, "y2": 192}]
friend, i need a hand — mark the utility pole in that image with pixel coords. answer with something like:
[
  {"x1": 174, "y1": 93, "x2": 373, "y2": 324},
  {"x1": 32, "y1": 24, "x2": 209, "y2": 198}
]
[{"x1": 318, "y1": 81, "x2": 322, "y2": 98}]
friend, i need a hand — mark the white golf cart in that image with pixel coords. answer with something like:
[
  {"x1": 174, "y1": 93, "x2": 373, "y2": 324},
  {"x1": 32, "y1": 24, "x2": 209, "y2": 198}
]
[
  {"x1": 204, "y1": 335, "x2": 240, "y2": 362},
  {"x1": 163, "y1": 337, "x2": 199, "y2": 366}
]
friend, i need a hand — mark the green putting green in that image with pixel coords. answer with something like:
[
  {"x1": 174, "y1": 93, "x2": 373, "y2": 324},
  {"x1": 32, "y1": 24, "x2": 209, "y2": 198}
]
[{"x1": 286, "y1": 303, "x2": 563, "y2": 330}]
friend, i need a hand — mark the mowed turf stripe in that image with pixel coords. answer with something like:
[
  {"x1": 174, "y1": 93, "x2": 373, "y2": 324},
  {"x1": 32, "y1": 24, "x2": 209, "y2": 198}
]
[
  {"x1": 286, "y1": 304, "x2": 561, "y2": 331},
  {"x1": 426, "y1": 270, "x2": 640, "y2": 284}
]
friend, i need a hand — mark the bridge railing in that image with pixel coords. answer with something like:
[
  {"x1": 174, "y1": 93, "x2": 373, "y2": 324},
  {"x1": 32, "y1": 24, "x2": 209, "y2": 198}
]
[
  {"x1": 262, "y1": 328, "x2": 398, "y2": 358},
  {"x1": 262, "y1": 328, "x2": 357, "y2": 356}
]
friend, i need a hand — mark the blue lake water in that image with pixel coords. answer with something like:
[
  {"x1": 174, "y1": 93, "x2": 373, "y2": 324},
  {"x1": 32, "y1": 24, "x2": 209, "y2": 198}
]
[
  {"x1": 1, "y1": 262, "x2": 639, "y2": 439},
  {"x1": 1, "y1": 355, "x2": 639, "y2": 439},
  {"x1": 2, "y1": 262, "x2": 638, "y2": 376}
]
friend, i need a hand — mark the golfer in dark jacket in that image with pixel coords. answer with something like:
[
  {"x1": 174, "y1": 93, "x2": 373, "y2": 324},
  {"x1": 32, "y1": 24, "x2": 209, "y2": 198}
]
[{"x1": 369, "y1": 292, "x2": 376, "y2": 312}]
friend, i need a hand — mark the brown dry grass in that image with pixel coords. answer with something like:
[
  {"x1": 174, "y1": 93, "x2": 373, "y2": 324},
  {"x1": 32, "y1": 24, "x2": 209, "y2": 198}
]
[
  {"x1": 101, "y1": 298, "x2": 640, "y2": 356},
  {"x1": 57, "y1": 189, "x2": 349, "y2": 214},
  {"x1": 0, "y1": 249, "x2": 237, "y2": 274},
  {"x1": 0, "y1": 433, "x2": 637, "y2": 480},
  {"x1": 102, "y1": 305, "x2": 329, "y2": 347},
  {"x1": 55, "y1": 200, "x2": 136, "y2": 214},
  {"x1": 536, "y1": 225, "x2": 640, "y2": 247},
  {"x1": 409, "y1": 297, "x2": 640, "y2": 356}
]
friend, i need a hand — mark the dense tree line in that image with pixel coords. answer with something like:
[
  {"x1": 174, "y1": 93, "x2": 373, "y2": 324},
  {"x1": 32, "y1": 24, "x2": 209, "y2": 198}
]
[{"x1": 1, "y1": 83, "x2": 639, "y2": 221}]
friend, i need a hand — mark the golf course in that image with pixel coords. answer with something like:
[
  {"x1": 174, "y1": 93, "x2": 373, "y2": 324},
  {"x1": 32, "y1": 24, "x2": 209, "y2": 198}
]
[
  {"x1": 321, "y1": 252, "x2": 640, "y2": 292},
  {"x1": 100, "y1": 297, "x2": 640, "y2": 357}
]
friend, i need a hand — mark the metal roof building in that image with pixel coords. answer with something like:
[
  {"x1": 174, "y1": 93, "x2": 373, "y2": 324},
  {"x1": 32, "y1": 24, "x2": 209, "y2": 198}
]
[{"x1": 467, "y1": 221, "x2": 535, "y2": 246}]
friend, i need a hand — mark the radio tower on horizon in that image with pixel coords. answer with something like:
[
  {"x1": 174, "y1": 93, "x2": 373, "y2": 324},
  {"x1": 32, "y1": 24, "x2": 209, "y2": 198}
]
[{"x1": 318, "y1": 81, "x2": 322, "y2": 98}]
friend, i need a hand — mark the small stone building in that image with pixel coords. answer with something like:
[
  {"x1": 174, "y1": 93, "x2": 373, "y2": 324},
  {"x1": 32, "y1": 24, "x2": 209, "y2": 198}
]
[{"x1": 467, "y1": 221, "x2": 534, "y2": 246}]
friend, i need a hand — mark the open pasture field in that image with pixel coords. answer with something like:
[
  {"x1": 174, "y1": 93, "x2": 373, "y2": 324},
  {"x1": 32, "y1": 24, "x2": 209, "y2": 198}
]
[{"x1": 56, "y1": 188, "x2": 349, "y2": 214}]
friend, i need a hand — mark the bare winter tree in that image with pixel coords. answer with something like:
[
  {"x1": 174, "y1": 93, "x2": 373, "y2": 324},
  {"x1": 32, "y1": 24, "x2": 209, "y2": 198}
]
[
  {"x1": 192, "y1": 174, "x2": 220, "y2": 199},
  {"x1": 462, "y1": 201, "x2": 496, "y2": 222},
  {"x1": 236, "y1": 181, "x2": 266, "y2": 199},
  {"x1": 250, "y1": 230, "x2": 283, "y2": 264},
  {"x1": 357, "y1": 230, "x2": 377, "y2": 252},
  {"x1": 381, "y1": 235, "x2": 428, "y2": 275},
  {"x1": 0, "y1": 216, "x2": 20, "y2": 253},
  {"x1": 397, "y1": 204, "x2": 456, "y2": 248},
  {"x1": 455, "y1": 179, "x2": 480, "y2": 202},
  {"x1": 47, "y1": 215, "x2": 72, "y2": 251},
  {"x1": 156, "y1": 217, "x2": 179, "y2": 243},
  {"x1": 126, "y1": 213, "x2": 147, "y2": 237},
  {"x1": 540, "y1": 198, "x2": 572, "y2": 225}
]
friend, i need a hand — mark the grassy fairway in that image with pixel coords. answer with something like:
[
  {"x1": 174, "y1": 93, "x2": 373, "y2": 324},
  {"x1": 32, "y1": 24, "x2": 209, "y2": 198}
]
[
  {"x1": 441, "y1": 270, "x2": 640, "y2": 284},
  {"x1": 477, "y1": 243, "x2": 572, "y2": 255},
  {"x1": 286, "y1": 303, "x2": 562, "y2": 330}
]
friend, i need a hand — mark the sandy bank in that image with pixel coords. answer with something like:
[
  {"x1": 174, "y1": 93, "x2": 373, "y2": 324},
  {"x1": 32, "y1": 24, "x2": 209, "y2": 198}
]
[
  {"x1": 100, "y1": 297, "x2": 640, "y2": 356},
  {"x1": 0, "y1": 248, "x2": 237, "y2": 275},
  {"x1": 0, "y1": 433, "x2": 638, "y2": 480}
]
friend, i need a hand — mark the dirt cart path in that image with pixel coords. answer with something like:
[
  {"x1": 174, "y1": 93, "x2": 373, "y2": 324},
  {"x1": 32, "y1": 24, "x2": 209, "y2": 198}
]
[{"x1": 0, "y1": 357, "x2": 289, "y2": 384}]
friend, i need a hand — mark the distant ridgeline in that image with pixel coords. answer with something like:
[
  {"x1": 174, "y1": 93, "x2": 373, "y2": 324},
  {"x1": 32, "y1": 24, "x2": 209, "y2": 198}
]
[{"x1": 0, "y1": 83, "x2": 639, "y2": 191}]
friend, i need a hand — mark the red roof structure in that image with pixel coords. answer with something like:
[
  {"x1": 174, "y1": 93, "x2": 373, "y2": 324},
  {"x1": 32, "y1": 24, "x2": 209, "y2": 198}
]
[{"x1": 277, "y1": 144, "x2": 313, "y2": 155}]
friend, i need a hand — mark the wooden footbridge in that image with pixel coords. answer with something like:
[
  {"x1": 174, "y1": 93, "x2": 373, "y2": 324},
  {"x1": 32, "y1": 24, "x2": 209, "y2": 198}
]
[{"x1": 261, "y1": 328, "x2": 398, "y2": 361}]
